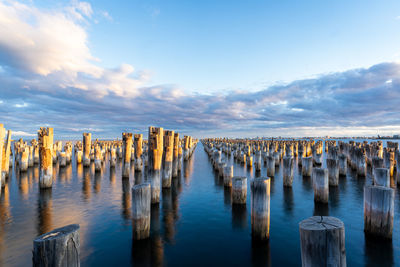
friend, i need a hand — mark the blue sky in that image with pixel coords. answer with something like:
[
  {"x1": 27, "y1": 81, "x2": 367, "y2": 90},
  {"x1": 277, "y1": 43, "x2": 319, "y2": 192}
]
[{"x1": 1, "y1": 0, "x2": 400, "y2": 138}]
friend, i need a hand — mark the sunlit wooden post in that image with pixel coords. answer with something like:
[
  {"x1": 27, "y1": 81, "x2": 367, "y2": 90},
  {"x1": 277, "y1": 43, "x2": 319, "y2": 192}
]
[
  {"x1": 83, "y1": 133, "x2": 91, "y2": 167},
  {"x1": 183, "y1": 136, "x2": 190, "y2": 161},
  {"x1": 33, "y1": 224, "x2": 80, "y2": 267},
  {"x1": 20, "y1": 146, "x2": 29, "y2": 172},
  {"x1": 251, "y1": 177, "x2": 271, "y2": 240},
  {"x1": 232, "y1": 176, "x2": 247, "y2": 204},
  {"x1": 1, "y1": 129, "x2": 11, "y2": 186},
  {"x1": 162, "y1": 130, "x2": 174, "y2": 188},
  {"x1": 178, "y1": 144, "x2": 183, "y2": 172},
  {"x1": 59, "y1": 152, "x2": 67, "y2": 167},
  {"x1": 94, "y1": 145, "x2": 102, "y2": 172},
  {"x1": 172, "y1": 133, "x2": 179, "y2": 177},
  {"x1": 299, "y1": 216, "x2": 346, "y2": 267},
  {"x1": 148, "y1": 126, "x2": 163, "y2": 203},
  {"x1": 38, "y1": 127, "x2": 53, "y2": 188},
  {"x1": 312, "y1": 168, "x2": 328, "y2": 203},
  {"x1": 0, "y1": 125, "x2": 4, "y2": 190},
  {"x1": 132, "y1": 183, "x2": 151, "y2": 240},
  {"x1": 134, "y1": 134, "x2": 143, "y2": 171},
  {"x1": 122, "y1": 133, "x2": 133, "y2": 178}
]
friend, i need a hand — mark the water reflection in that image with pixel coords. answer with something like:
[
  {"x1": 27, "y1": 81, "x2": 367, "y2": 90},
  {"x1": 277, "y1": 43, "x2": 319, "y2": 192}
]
[
  {"x1": 18, "y1": 171, "x2": 29, "y2": 198},
  {"x1": 82, "y1": 167, "x2": 91, "y2": 201},
  {"x1": 232, "y1": 204, "x2": 247, "y2": 229},
  {"x1": 37, "y1": 189, "x2": 52, "y2": 235},
  {"x1": 122, "y1": 178, "x2": 131, "y2": 220},
  {"x1": 224, "y1": 187, "x2": 232, "y2": 207},
  {"x1": 283, "y1": 187, "x2": 294, "y2": 215},
  {"x1": 313, "y1": 202, "x2": 329, "y2": 216},
  {"x1": 94, "y1": 171, "x2": 102, "y2": 193},
  {"x1": 251, "y1": 239, "x2": 271, "y2": 267},
  {"x1": 162, "y1": 188, "x2": 175, "y2": 243},
  {"x1": 364, "y1": 235, "x2": 393, "y2": 267},
  {"x1": 301, "y1": 176, "x2": 312, "y2": 193},
  {"x1": 110, "y1": 168, "x2": 116, "y2": 187},
  {"x1": 329, "y1": 186, "x2": 340, "y2": 210}
]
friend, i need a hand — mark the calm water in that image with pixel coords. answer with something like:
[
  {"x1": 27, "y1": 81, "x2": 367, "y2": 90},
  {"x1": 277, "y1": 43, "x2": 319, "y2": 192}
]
[{"x1": 1, "y1": 141, "x2": 400, "y2": 266}]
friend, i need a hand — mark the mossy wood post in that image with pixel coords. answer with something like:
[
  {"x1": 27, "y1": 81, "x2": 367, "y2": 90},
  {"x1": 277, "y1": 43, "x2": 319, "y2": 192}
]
[
  {"x1": 299, "y1": 216, "x2": 346, "y2": 267},
  {"x1": 251, "y1": 177, "x2": 271, "y2": 240},
  {"x1": 38, "y1": 128, "x2": 53, "y2": 188},
  {"x1": 33, "y1": 224, "x2": 80, "y2": 267},
  {"x1": 162, "y1": 130, "x2": 174, "y2": 188},
  {"x1": 148, "y1": 126, "x2": 163, "y2": 203}
]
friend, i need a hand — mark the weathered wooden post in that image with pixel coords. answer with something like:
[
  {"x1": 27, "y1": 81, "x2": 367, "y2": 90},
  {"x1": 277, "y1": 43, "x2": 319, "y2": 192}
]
[
  {"x1": 172, "y1": 133, "x2": 179, "y2": 177},
  {"x1": 299, "y1": 216, "x2": 346, "y2": 267},
  {"x1": 132, "y1": 183, "x2": 151, "y2": 240},
  {"x1": 327, "y1": 159, "x2": 339, "y2": 186},
  {"x1": 38, "y1": 128, "x2": 53, "y2": 188},
  {"x1": 162, "y1": 130, "x2": 174, "y2": 188},
  {"x1": 134, "y1": 134, "x2": 143, "y2": 171},
  {"x1": 355, "y1": 148, "x2": 366, "y2": 177},
  {"x1": 283, "y1": 156, "x2": 294, "y2": 187},
  {"x1": 75, "y1": 150, "x2": 82, "y2": 164},
  {"x1": 20, "y1": 147, "x2": 29, "y2": 172},
  {"x1": 33, "y1": 224, "x2": 80, "y2": 267},
  {"x1": 0, "y1": 124, "x2": 4, "y2": 190},
  {"x1": 110, "y1": 147, "x2": 117, "y2": 167},
  {"x1": 251, "y1": 177, "x2": 271, "y2": 240},
  {"x1": 59, "y1": 152, "x2": 67, "y2": 167},
  {"x1": 338, "y1": 154, "x2": 347, "y2": 176},
  {"x1": 1, "y1": 129, "x2": 11, "y2": 186},
  {"x1": 183, "y1": 136, "x2": 190, "y2": 161},
  {"x1": 82, "y1": 133, "x2": 91, "y2": 167},
  {"x1": 313, "y1": 168, "x2": 329, "y2": 203},
  {"x1": 364, "y1": 185, "x2": 394, "y2": 238},
  {"x1": 122, "y1": 133, "x2": 133, "y2": 178},
  {"x1": 28, "y1": 145, "x2": 34, "y2": 167},
  {"x1": 266, "y1": 155, "x2": 275, "y2": 177},
  {"x1": 148, "y1": 126, "x2": 163, "y2": 203},
  {"x1": 223, "y1": 165, "x2": 233, "y2": 187},
  {"x1": 302, "y1": 157, "x2": 313, "y2": 177},
  {"x1": 373, "y1": 168, "x2": 390, "y2": 187},
  {"x1": 254, "y1": 150, "x2": 262, "y2": 172},
  {"x1": 232, "y1": 176, "x2": 247, "y2": 204}
]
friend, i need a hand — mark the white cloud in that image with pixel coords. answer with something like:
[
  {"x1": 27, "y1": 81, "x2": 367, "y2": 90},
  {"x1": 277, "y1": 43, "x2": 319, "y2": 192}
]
[{"x1": 14, "y1": 103, "x2": 28, "y2": 108}]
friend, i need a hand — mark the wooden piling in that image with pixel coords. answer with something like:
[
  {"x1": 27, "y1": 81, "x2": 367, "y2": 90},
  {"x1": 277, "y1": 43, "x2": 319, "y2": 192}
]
[
  {"x1": 373, "y1": 168, "x2": 390, "y2": 187},
  {"x1": 338, "y1": 154, "x2": 347, "y2": 176},
  {"x1": 148, "y1": 127, "x2": 163, "y2": 203},
  {"x1": 1, "y1": 129, "x2": 11, "y2": 186},
  {"x1": 302, "y1": 157, "x2": 313, "y2": 177},
  {"x1": 299, "y1": 216, "x2": 346, "y2": 267},
  {"x1": 283, "y1": 156, "x2": 294, "y2": 187},
  {"x1": 122, "y1": 133, "x2": 133, "y2": 178},
  {"x1": 33, "y1": 224, "x2": 80, "y2": 267},
  {"x1": 251, "y1": 177, "x2": 271, "y2": 241},
  {"x1": 82, "y1": 133, "x2": 91, "y2": 167},
  {"x1": 223, "y1": 165, "x2": 233, "y2": 187},
  {"x1": 132, "y1": 183, "x2": 151, "y2": 240},
  {"x1": 134, "y1": 134, "x2": 143, "y2": 171},
  {"x1": 327, "y1": 159, "x2": 339, "y2": 186},
  {"x1": 38, "y1": 128, "x2": 53, "y2": 188},
  {"x1": 266, "y1": 155, "x2": 275, "y2": 177},
  {"x1": 312, "y1": 168, "x2": 329, "y2": 203},
  {"x1": 232, "y1": 176, "x2": 247, "y2": 204},
  {"x1": 172, "y1": 133, "x2": 179, "y2": 177},
  {"x1": 162, "y1": 131, "x2": 174, "y2": 188}
]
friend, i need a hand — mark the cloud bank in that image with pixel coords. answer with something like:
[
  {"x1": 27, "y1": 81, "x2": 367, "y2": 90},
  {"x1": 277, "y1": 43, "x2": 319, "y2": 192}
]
[{"x1": 0, "y1": 1, "x2": 399, "y2": 139}]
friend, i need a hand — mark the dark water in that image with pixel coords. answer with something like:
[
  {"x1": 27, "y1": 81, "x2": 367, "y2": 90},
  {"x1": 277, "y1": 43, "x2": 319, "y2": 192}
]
[{"x1": 1, "y1": 141, "x2": 400, "y2": 266}]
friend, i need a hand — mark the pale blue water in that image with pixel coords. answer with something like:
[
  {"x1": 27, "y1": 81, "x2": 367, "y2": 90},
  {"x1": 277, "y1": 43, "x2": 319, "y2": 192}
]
[{"x1": 1, "y1": 140, "x2": 399, "y2": 266}]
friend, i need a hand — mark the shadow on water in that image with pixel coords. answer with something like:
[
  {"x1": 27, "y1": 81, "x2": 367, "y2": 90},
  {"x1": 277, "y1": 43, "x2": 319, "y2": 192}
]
[
  {"x1": 283, "y1": 187, "x2": 294, "y2": 215},
  {"x1": 122, "y1": 178, "x2": 131, "y2": 221},
  {"x1": 232, "y1": 203, "x2": 247, "y2": 229},
  {"x1": 301, "y1": 176, "x2": 312, "y2": 193},
  {"x1": 329, "y1": 186, "x2": 340, "y2": 211},
  {"x1": 37, "y1": 188, "x2": 52, "y2": 235},
  {"x1": 364, "y1": 235, "x2": 393, "y2": 267},
  {"x1": 251, "y1": 239, "x2": 271, "y2": 267},
  {"x1": 224, "y1": 187, "x2": 232, "y2": 207}
]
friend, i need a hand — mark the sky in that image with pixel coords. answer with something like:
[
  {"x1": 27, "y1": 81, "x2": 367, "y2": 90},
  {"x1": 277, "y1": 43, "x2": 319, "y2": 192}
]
[{"x1": 1, "y1": 0, "x2": 400, "y2": 139}]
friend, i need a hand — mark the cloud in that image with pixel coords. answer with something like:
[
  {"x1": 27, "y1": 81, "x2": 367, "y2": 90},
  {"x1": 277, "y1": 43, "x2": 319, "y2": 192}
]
[{"x1": 0, "y1": 1, "x2": 399, "y2": 139}]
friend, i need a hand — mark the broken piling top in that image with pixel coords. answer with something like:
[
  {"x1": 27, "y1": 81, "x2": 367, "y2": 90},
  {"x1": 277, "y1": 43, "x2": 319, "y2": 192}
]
[
  {"x1": 134, "y1": 134, "x2": 143, "y2": 158},
  {"x1": 164, "y1": 130, "x2": 175, "y2": 162},
  {"x1": 38, "y1": 128, "x2": 54, "y2": 169},
  {"x1": 148, "y1": 126, "x2": 164, "y2": 171}
]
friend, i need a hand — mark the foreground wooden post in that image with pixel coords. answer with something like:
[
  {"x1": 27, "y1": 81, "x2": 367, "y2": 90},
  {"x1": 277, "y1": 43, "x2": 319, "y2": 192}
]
[
  {"x1": 122, "y1": 133, "x2": 133, "y2": 178},
  {"x1": 299, "y1": 216, "x2": 346, "y2": 267},
  {"x1": 302, "y1": 157, "x2": 313, "y2": 177},
  {"x1": 232, "y1": 177, "x2": 247, "y2": 204},
  {"x1": 148, "y1": 127, "x2": 163, "y2": 203},
  {"x1": 134, "y1": 134, "x2": 143, "y2": 171},
  {"x1": 33, "y1": 224, "x2": 80, "y2": 267},
  {"x1": 338, "y1": 154, "x2": 347, "y2": 176},
  {"x1": 132, "y1": 183, "x2": 151, "y2": 240},
  {"x1": 172, "y1": 133, "x2": 179, "y2": 177},
  {"x1": 313, "y1": 168, "x2": 329, "y2": 203},
  {"x1": 38, "y1": 128, "x2": 53, "y2": 188},
  {"x1": 162, "y1": 130, "x2": 174, "y2": 188},
  {"x1": 282, "y1": 156, "x2": 294, "y2": 187},
  {"x1": 364, "y1": 185, "x2": 394, "y2": 238},
  {"x1": 327, "y1": 159, "x2": 339, "y2": 186},
  {"x1": 223, "y1": 165, "x2": 233, "y2": 187},
  {"x1": 373, "y1": 168, "x2": 390, "y2": 187},
  {"x1": 251, "y1": 177, "x2": 271, "y2": 241},
  {"x1": 82, "y1": 133, "x2": 91, "y2": 167}
]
